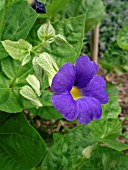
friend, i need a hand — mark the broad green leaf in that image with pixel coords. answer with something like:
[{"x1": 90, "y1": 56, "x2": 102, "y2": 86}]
[
  {"x1": 102, "y1": 86, "x2": 121, "y2": 119},
  {"x1": 2, "y1": 39, "x2": 32, "y2": 65},
  {"x1": 0, "y1": 112, "x2": 46, "y2": 170},
  {"x1": 0, "y1": 72, "x2": 10, "y2": 88},
  {"x1": 0, "y1": 87, "x2": 23, "y2": 113},
  {"x1": 30, "y1": 106, "x2": 63, "y2": 120},
  {"x1": 91, "y1": 118, "x2": 122, "y2": 139},
  {"x1": 41, "y1": 0, "x2": 69, "y2": 18},
  {"x1": 0, "y1": 0, "x2": 4, "y2": 11},
  {"x1": 0, "y1": 88, "x2": 10, "y2": 105},
  {"x1": 46, "y1": 14, "x2": 85, "y2": 66},
  {"x1": 0, "y1": 1, "x2": 37, "y2": 59},
  {"x1": 40, "y1": 90, "x2": 53, "y2": 106},
  {"x1": 117, "y1": 22, "x2": 128, "y2": 50},
  {"x1": 63, "y1": 0, "x2": 104, "y2": 32},
  {"x1": 27, "y1": 15, "x2": 85, "y2": 65},
  {"x1": 90, "y1": 84, "x2": 123, "y2": 152},
  {"x1": 0, "y1": 72, "x2": 24, "y2": 113},
  {"x1": 90, "y1": 118, "x2": 128, "y2": 151},
  {"x1": 99, "y1": 138, "x2": 128, "y2": 152},
  {"x1": 1, "y1": 57, "x2": 33, "y2": 84}
]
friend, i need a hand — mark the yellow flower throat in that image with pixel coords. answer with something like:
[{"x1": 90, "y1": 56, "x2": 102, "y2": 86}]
[{"x1": 70, "y1": 86, "x2": 82, "y2": 100}]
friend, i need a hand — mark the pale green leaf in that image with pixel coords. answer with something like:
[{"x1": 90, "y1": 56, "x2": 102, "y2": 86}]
[
  {"x1": 26, "y1": 74, "x2": 41, "y2": 97},
  {"x1": 20, "y1": 85, "x2": 42, "y2": 108},
  {"x1": 37, "y1": 53, "x2": 58, "y2": 79},
  {"x1": 2, "y1": 39, "x2": 32, "y2": 64}
]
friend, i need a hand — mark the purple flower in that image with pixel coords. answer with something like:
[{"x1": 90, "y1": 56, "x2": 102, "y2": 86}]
[{"x1": 51, "y1": 56, "x2": 108, "y2": 124}]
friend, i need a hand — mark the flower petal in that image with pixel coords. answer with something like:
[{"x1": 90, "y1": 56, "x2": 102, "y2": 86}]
[
  {"x1": 76, "y1": 97, "x2": 102, "y2": 124},
  {"x1": 74, "y1": 56, "x2": 98, "y2": 88},
  {"x1": 52, "y1": 93, "x2": 78, "y2": 121},
  {"x1": 82, "y1": 76, "x2": 108, "y2": 104},
  {"x1": 51, "y1": 63, "x2": 75, "y2": 93}
]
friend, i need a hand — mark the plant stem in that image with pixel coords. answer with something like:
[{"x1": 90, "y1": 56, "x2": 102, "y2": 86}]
[
  {"x1": 32, "y1": 43, "x2": 44, "y2": 51},
  {"x1": 0, "y1": 0, "x2": 8, "y2": 40},
  {"x1": 91, "y1": 25, "x2": 99, "y2": 64},
  {"x1": 10, "y1": 65, "x2": 23, "y2": 87}
]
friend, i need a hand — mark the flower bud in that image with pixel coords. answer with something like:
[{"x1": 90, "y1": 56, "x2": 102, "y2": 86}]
[
  {"x1": 36, "y1": 52, "x2": 59, "y2": 85},
  {"x1": 82, "y1": 145, "x2": 94, "y2": 159},
  {"x1": 37, "y1": 22, "x2": 55, "y2": 43},
  {"x1": 28, "y1": 0, "x2": 46, "y2": 14}
]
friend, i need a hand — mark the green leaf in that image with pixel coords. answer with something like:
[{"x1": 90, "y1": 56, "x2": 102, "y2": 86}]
[
  {"x1": 41, "y1": 125, "x2": 97, "y2": 170},
  {"x1": 63, "y1": 0, "x2": 104, "y2": 32},
  {"x1": 0, "y1": 112, "x2": 46, "y2": 170},
  {"x1": 42, "y1": 0, "x2": 69, "y2": 18},
  {"x1": 1, "y1": 57, "x2": 33, "y2": 84},
  {"x1": 102, "y1": 86, "x2": 121, "y2": 119},
  {"x1": 81, "y1": 147, "x2": 128, "y2": 169},
  {"x1": 0, "y1": 58, "x2": 36, "y2": 112},
  {"x1": 91, "y1": 118, "x2": 122, "y2": 139},
  {"x1": 30, "y1": 106, "x2": 63, "y2": 120},
  {"x1": 0, "y1": 1, "x2": 37, "y2": 59},
  {"x1": 84, "y1": 0, "x2": 105, "y2": 32},
  {"x1": 90, "y1": 84, "x2": 124, "y2": 152},
  {"x1": 0, "y1": 0, "x2": 4, "y2": 11},
  {"x1": 2, "y1": 39, "x2": 32, "y2": 65},
  {"x1": 117, "y1": 22, "x2": 128, "y2": 50},
  {"x1": 90, "y1": 117, "x2": 128, "y2": 152},
  {"x1": 99, "y1": 138, "x2": 128, "y2": 152},
  {"x1": 100, "y1": 41, "x2": 128, "y2": 72},
  {"x1": 0, "y1": 88, "x2": 23, "y2": 113},
  {"x1": 0, "y1": 72, "x2": 25, "y2": 113},
  {"x1": 46, "y1": 15, "x2": 85, "y2": 66}
]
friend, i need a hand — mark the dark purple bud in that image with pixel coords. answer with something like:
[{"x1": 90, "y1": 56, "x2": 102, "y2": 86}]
[{"x1": 31, "y1": 0, "x2": 46, "y2": 14}]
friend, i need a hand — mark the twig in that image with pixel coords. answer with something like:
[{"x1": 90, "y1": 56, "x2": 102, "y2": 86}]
[{"x1": 91, "y1": 25, "x2": 100, "y2": 64}]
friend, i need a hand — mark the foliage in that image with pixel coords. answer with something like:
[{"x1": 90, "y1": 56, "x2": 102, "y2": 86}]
[
  {"x1": 0, "y1": 0, "x2": 128, "y2": 170},
  {"x1": 100, "y1": 41, "x2": 128, "y2": 73}
]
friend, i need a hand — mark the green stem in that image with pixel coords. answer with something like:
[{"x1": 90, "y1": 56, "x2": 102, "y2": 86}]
[
  {"x1": 10, "y1": 65, "x2": 23, "y2": 87},
  {"x1": 74, "y1": 158, "x2": 86, "y2": 170},
  {"x1": 102, "y1": 115, "x2": 128, "y2": 138},
  {"x1": 32, "y1": 43, "x2": 44, "y2": 51},
  {"x1": 0, "y1": 0, "x2": 8, "y2": 40}
]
